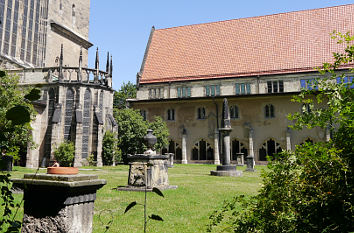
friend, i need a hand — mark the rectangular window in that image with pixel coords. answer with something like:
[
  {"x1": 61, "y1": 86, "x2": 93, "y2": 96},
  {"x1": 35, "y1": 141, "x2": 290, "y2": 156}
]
[
  {"x1": 167, "y1": 109, "x2": 175, "y2": 121},
  {"x1": 177, "y1": 86, "x2": 191, "y2": 98},
  {"x1": 235, "y1": 83, "x2": 251, "y2": 95},
  {"x1": 267, "y1": 80, "x2": 284, "y2": 93},
  {"x1": 205, "y1": 85, "x2": 220, "y2": 97}
]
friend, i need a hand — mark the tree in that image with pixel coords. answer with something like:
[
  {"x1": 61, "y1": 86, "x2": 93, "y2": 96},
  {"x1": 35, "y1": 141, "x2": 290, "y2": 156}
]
[
  {"x1": 102, "y1": 130, "x2": 121, "y2": 165},
  {"x1": 114, "y1": 108, "x2": 169, "y2": 163},
  {"x1": 0, "y1": 70, "x2": 40, "y2": 232},
  {"x1": 53, "y1": 141, "x2": 75, "y2": 167},
  {"x1": 207, "y1": 32, "x2": 354, "y2": 233},
  {"x1": 0, "y1": 71, "x2": 37, "y2": 159},
  {"x1": 113, "y1": 81, "x2": 137, "y2": 109}
]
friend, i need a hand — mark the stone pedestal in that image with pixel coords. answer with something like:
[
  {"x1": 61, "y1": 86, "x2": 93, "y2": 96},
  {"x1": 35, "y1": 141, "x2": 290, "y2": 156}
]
[
  {"x1": 245, "y1": 155, "x2": 255, "y2": 172},
  {"x1": 165, "y1": 153, "x2": 174, "y2": 168},
  {"x1": 118, "y1": 154, "x2": 177, "y2": 191},
  {"x1": 12, "y1": 174, "x2": 106, "y2": 233},
  {"x1": 210, "y1": 165, "x2": 243, "y2": 177}
]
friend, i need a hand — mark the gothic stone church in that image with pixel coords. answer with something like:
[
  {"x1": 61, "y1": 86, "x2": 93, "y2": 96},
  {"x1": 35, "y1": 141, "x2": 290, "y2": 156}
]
[
  {"x1": 130, "y1": 5, "x2": 354, "y2": 164},
  {"x1": 0, "y1": 0, "x2": 116, "y2": 167}
]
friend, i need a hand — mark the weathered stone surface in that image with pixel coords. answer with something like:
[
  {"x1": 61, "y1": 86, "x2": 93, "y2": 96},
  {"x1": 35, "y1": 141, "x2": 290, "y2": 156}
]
[{"x1": 13, "y1": 174, "x2": 105, "y2": 233}]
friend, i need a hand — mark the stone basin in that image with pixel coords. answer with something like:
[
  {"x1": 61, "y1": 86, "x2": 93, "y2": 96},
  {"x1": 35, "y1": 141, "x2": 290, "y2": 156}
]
[{"x1": 47, "y1": 167, "x2": 79, "y2": 175}]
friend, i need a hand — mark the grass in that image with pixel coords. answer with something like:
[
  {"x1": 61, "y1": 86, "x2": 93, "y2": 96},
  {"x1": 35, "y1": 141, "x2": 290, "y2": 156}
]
[{"x1": 5, "y1": 164, "x2": 266, "y2": 233}]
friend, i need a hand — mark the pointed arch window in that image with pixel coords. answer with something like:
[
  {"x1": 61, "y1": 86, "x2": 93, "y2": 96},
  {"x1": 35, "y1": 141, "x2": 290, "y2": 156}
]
[
  {"x1": 192, "y1": 139, "x2": 213, "y2": 160},
  {"x1": 231, "y1": 139, "x2": 248, "y2": 161},
  {"x1": 64, "y1": 88, "x2": 74, "y2": 141},
  {"x1": 82, "y1": 89, "x2": 91, "y2": 159},
  {"x1": 162, "y1": 140, "x2": 182, "y2": 160},
  {"x1": 259, "y1": 139, "x2": 282, "y2": 161}
]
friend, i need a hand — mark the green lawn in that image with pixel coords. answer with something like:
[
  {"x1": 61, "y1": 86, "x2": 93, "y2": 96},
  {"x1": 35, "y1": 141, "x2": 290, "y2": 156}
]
[{"x1": 7, "y1": 164, "x2": 265, "y2": 233}]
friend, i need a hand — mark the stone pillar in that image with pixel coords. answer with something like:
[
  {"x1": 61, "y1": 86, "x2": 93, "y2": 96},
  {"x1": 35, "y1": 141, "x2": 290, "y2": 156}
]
[
  {"x1": 223, "y1": 131, "x2": 231, "y2": 165},
  {"x1": 245, "y1": 127, "x2": 255, "y2": 172},
  {"x1": 213, "y1": 129, "x2": 220, "y2": 165},
  {"x1": 286, "y1": 127, "x2": 292, "y2": 151},
  {"x1": 248, "y1": 128, "x2": 254, "y2": 158},
  {"x1": 50, "y1": 103, "x2": 63, "y2": 162},
  {"x1": 181, "y1": 129, "x2": 188, "y2": 164},
  {"x1": 96, "y1": 124, "x2": 103, "y2": 167},
  {"x1": 13, "y1": 174, "x2": 106, "y2": 233}
]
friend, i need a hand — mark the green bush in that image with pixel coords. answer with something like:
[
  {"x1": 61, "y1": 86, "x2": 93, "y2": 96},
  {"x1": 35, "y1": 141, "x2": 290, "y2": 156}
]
[
  {"x1": 102, "y1": 131, "x2": 121, "y2": 165},
  {"x1": 207, "y1": 32, "x2": 354, "y2": 233},
  {"x1": 53, "y1": 141, "x2": 75, "y2": 167}
]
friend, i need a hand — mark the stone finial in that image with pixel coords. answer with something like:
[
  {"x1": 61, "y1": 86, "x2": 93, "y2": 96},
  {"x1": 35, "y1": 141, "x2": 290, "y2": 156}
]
[
  {"x1": 95, "y1": 47, "x2": 99, "y2": 70},
  {"x1": 59, "y1": 44, "x2": 64, "y2": 81},
  {"x1": 110, "y1": 55, "x2": 113, "y2": 77},
  {"x1": 94, "y1": 47, "x2": 99, "y2": 82},
  {"x1": 221, "y1": 98, "x2": 231, "y2": 129},
  {"x1": 77, "y1": 47, "x2": 82, "y2": 81},
  {"x1": 106, "y1": 52, "x2": 110, "y2": 74}
]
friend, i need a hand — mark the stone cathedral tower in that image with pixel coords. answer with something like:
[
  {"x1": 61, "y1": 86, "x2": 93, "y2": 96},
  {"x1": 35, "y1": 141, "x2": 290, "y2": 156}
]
[{"x1": 1, "y1": 0, "x2": 116, "y2": 168}]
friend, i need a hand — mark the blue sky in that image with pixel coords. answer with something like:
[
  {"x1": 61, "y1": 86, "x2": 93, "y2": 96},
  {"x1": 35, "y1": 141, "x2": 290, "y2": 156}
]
[{"x1": 87, "y1": 0, "x2": 354, "y2": 91}]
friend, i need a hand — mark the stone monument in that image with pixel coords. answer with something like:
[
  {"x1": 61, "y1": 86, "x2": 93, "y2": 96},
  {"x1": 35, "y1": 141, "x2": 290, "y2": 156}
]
[
  {"x1": 211, "y1": 98, "x2": 242, "y2": 177},
  {"x1": 118, "y1": 130, "x2": 177, "y2": 191},
  {"x1": 12, "y1": 173, "x2": 106, "y2": 233}
]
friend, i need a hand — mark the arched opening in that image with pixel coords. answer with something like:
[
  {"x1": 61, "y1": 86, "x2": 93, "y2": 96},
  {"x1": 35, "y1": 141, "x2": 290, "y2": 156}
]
[
  {"x1": 231, "y1": 139, "x2": 248, "y2": 161},
  {"x1": 43, "y1": 88, "x2": 55, "y2": 166},
  {"x1": 259, "y1": 139, "x2": 282, "y2": 161},
  {"x1": 162, "y1": 140, "x2": 182, "y2": 160},
  {"x1": 191, "y1": 139, "x2": 214, "y2": 160},
  {"x1": 64, "y1": 88, "x2": 74, "y2": 141}
]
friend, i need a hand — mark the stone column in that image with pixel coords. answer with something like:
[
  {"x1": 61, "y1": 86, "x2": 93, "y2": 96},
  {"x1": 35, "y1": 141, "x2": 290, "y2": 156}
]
[
  {"x1": 223, "y1": 131, "x2": 231, "y2": 165},
  {"x1": 13, "y1": 174, "x2": 106, "y2": 233},
  {"x1": 181, "y1": 129, "x2": 188, "y2": 164},
  {"x1": 245, "y1": 127, "x2": 255, "y2": 172},
  {"x1": 248, "y1": 128, "x2": 254, "y2": 158},
  {"x1": 214, "y1": 129, "x2": 220, "y2": 165},
  {"x1": 286, "y1": 127, "x2": 292, "y2": 151}
]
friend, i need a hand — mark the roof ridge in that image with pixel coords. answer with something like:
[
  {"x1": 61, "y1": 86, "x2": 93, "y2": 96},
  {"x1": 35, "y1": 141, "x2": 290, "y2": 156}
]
[{"x1": 155, "y1": 4, "x2": 354, "y2": 31}]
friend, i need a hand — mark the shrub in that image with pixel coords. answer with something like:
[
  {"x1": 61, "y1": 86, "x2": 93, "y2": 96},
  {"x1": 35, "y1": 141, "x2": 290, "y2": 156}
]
[
  {"x1": 53, "y1": 141, "x2": 75, "y2": 167},
  {"x1": 102, "y1": 131, "x2": 121, "y2": 165}
]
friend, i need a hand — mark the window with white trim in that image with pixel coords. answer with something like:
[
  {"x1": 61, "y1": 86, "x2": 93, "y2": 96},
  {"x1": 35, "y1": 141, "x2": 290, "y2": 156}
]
[
  {"x1": 267, "y1": 80, "x2": 284, "y2": 93},
  {"x1": 205, "y1": 85, "x2": 220, "y2": 96},
  {"x1": 235, "y1": 83, "x2": 251, "y2": 95}
]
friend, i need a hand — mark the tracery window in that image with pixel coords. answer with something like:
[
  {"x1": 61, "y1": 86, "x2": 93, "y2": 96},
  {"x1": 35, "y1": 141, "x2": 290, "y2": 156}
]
[
  {"x1": 192, "y1": 139, "x2": 213, "y2": 160},
  {"x1": 259, "y1": 139, "x2": 282, "y2": 161},
  {"x1": 231, "y1": 139, "x2": 248, "y2": 161},
  {"x1": 162, "y1": 140, "x2": 182, "y2": 160}
]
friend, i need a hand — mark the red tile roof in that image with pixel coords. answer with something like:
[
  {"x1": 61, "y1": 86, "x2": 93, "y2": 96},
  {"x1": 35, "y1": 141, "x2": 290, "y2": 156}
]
[{"x1": 139, "y1": 4, "x2": 354, "y2": 84}]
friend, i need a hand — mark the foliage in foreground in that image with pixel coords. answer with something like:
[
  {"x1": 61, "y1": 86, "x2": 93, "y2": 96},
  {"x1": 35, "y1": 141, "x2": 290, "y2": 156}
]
[
  {"x1": 113, "y1": 81, "x2": 137, "y2": 109},
  {"x1": 53, "y1": 141, "x2": 75, "y2": 167},
  {"x1": 207, "y1": 32, "x2": 354, "y2": 233},
  {"x1": 114, "y1": 108, "x2": 169, "y2": 163},
  {"x1": 1, "y1": 70, "x2": 40, "y2": 232}
]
